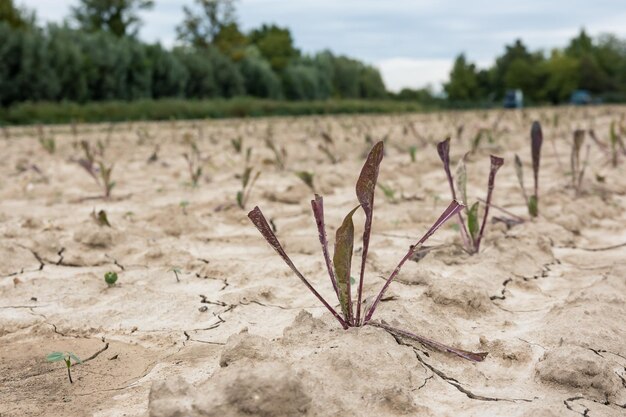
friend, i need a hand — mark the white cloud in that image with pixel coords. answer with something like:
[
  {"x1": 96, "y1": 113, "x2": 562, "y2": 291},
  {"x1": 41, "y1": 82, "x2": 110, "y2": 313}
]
[
  {"x1": 376, "y1": 58, "x2": 451, "y2": 93},
  {"x1": 18, "y1": 0, "x2": 626, "y2": 91}
]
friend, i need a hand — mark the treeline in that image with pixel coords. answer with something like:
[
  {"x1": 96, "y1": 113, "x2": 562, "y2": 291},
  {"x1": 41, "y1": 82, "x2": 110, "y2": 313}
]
[
  {"x1": 0, "y1": 0, "x2": 387, "y2": 106},
  {"x1": 443, "y1": 31, "x2": 626, "y2": 104}
]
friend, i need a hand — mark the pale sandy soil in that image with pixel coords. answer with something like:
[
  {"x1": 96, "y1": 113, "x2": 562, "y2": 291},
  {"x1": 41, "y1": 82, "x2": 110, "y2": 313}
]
[{"x1": 1, "y1": 107, "x2": 625, "y2": 417}]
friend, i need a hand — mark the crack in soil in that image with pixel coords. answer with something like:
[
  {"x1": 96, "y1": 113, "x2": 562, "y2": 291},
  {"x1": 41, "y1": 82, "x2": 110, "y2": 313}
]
[
  {"x1": 105, "y1": 254, "x2": 125, "y2": 271},
  {"x1": 564, "y1": 396, "x2": 591, "y2": 416},
  {"x1": 82, "y1": 338, "x2": 109, "y2": 363},
  {"x1": 194, "y1": 272, "x2": 229, "y2": 290},
  {"x1": 490, "y1": 278, "x2": 512, "y2": 300},
  {"x1": 385, "y1": 330, "x2": 533, "y2": 402},
  {"x1": 27, "y1": 308, "x2": 88, "y2": 339},
  {"x1": 56, "y1": 248, "x2": 65, "y2": 265},
  {"x1": 13, "y1": 244, "x2": 45, "y2": 272},
  {"x1": 416, "y1": 374, "x2": 434, "y2": 390},
  {"x1": 413, "y1": 349, "x2": 533, "y2": 402}
]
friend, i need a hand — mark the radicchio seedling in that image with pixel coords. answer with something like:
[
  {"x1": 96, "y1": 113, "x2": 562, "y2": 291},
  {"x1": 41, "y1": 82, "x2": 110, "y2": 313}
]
[
  {"x1": 248, "y1": 141, "x2": 487, "y2": 362},
  {"x1": 514, "y1": 121, "x2": 543, "y2": 217},
  {"x1": 436, "y1": 138, "x2": 504, "y2": 254}
]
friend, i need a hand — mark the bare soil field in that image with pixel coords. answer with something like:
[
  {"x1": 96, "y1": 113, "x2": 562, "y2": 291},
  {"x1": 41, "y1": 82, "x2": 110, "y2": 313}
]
[{"x1": 1, "y1": 107, "x2": 625, "y2": 417}]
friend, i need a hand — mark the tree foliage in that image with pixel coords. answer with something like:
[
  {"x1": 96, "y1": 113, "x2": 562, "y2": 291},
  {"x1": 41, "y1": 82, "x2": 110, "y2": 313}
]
[
  {"x1": 445, "y1": 30, "x2": 626, "y2": 104},
  {"x1": 0, "y1": 0, "x2": 34, "y2": 29},
  {"x1": 177, "y1": 0, "x2": 237, "y2": 48},
  {"x1": 71, "y1": 0, "x2": 154, "y2": 37}
]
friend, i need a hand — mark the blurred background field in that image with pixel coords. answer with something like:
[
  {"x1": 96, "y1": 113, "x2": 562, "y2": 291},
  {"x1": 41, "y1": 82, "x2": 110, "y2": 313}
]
[{"x1": 1, "y1": 0, "x2": 626, "y2": 125}]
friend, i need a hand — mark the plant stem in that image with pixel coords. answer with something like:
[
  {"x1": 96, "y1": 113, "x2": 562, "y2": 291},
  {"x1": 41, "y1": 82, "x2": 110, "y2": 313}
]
[
  {"x1": 367, "y1": 321, "x2": 487, "y2": 362},
  {"x1": 477, "y1": 198, "x2": 525, "y2": 222},
  {"x1": 364, "y1": 201, "x2": 463, "y2": 323}
]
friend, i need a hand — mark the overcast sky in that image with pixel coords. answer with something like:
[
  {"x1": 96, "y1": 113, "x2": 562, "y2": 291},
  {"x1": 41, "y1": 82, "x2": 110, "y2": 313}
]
[{"x1": 21, "y1": 0, "x2": 626, "y2": 91}]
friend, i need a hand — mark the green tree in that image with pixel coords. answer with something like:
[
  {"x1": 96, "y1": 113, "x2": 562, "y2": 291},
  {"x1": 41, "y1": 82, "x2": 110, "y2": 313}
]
[
  {"x1": 331, "y1": 55, "x2": 361, "y2": 98},
  {"x1": 444, "y1": 54, "x2": 480, "y2": 101},
  {"x1": 565, "y1": 29, "x2": 594, "y2": 58},
  {"x1": 540, "y1": 50, "x2": 580, "y2": 103},
  {"x1": 71, "y1": 0, "x2": 154, "y2": 37},
  {"x1": 282, "y1": 64, "x2": 321, "y2": 100},
  {"x1": 0, "y1": 0, "x2": 34, "y2": 29},
  {"x1": 146, "y1": 44, "x2": 188, "y2": 98},
  {"x1": 207, "y1": 46, "x2": 245, "y2": 97},
  {"x1": 47, "y1": 25, "x2": 89, "y2": 102},
  {"x1": 359, "y1": 65, "x2": 386, "y2": 99},
  {"x1": 238, "y1": 47, "x2": 282, "y2": 98},
  {"x1": 174, "y1": 47, "x2": 217, "y2": 98},
  {"x1": 177, "y1": 0, "x2": 237, "y2": 48},
  {"x1": 0, "y1": 23, "x2": 56, "y2": 105},
  {"x1": 492, "y1": 39, "x2": 543, "y2": 98},
  {"x1": 248, "y1": 24, "x2": 299, "y2": 72},
  {"x1": 214, "y1": 22, "x2": 247, "y2": 60}
]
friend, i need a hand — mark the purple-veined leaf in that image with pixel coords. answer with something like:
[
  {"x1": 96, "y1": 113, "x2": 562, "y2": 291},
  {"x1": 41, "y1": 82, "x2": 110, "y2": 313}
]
[
  {"x1": 571, "y1": 129, "x2": 585, "y2": 192},
  {"x1": 364, "y1": 200, "x2": 464, "y2": 323},
  {"x1": 454, "y1": 155, "x2": 468, "y2": 208},
  {"x1": 333, "y1": 205, "x2": 360, "y2": 324},
  {"x1": 311, "y1": 195, "x2": 340, "y2": 304},
  {"x1": 248, "y1": 206, "x2": 348, "y2": 329},
  {"x1": 530, "y1": 121, "x2": 543, "y2": 199},
  {"x1": 475, "y1": 155, "x2": 504, "y2": 251},
  {"x1": 78, "y1": 159, "x2": 99, "y2": 183},
  {"x1": 369, "y1": 321, "x2": 488, "y2": 362},
  {"x1": 436, "y1": 138, "x2": 457, "y2": 200},
  {"x1": 437, "y1": 138, "x2": 471, "y2": 251},
  {"x1": 578, "y1": 144, "x2": 591, "y2": 194},
  {"x1": 610, "y1": 121, "x2": 618, "y2": 167},
  {"x1": 354, "y1": 141, "x2": 384, "y2": 324}
]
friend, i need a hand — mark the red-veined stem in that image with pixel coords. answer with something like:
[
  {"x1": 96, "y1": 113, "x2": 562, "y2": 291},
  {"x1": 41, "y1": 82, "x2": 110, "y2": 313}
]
[
  {"x1": 363, "y1": 201, "x2": 464, "y2": 323},
  {"x1": 248, "y1": 206, "x2": 349, "y2": 329}
]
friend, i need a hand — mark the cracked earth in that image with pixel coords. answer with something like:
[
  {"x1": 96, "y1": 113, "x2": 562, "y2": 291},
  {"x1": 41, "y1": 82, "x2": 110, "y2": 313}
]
[{"x1": 1, "y1": 107, "x2": 625, "y2": 416}]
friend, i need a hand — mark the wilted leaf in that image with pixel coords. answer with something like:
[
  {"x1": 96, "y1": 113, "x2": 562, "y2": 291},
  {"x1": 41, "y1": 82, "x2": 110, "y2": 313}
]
[
  {"x1": 248, "y1": 207, "x2": 348, "y2": 328},
  {"x1": 311, "y1": 195, "x2": 340, "y2": 304},
  {"x1": 354, "y1": 141, "x2": 384, "y2": 322},
  {"x1": 333, "y1": 206, "x2": 360, "y2": 322},
  {"x1": 474, "y1": 155, "x2": 504, "y2": 251},
  {"x1": 437, "y1": 137, "x2": 458, "y2": 201},
  {"x1": 531, "y1": 121, "x2": 543, "y2": 197},
  {"x1": 370, "y1": 321, "x2": 488, "y2": 362}
]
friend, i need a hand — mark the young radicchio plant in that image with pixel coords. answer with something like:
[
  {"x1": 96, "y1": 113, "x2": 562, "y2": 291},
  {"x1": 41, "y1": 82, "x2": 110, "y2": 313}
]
[
  {"x1": 248, "y1": 141, "x2": 487, "y2": 362},
  {"x1": 436, "y1": 138, "x2": 504, "y2": 254},
  {"x1": 514, "y1": 121, "x2": 543, "y2": 217},
  {"x1": 77, "y1": 140, "x2": 115, "y2": 199}
]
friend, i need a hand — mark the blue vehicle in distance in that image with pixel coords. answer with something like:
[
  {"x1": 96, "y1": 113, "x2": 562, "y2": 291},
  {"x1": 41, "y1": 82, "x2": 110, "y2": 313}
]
[
  {"x1": 570, "y1": 90, "x2": 592, "y2": 105},
  {"x1": 503, "y1": 89, "x2": 523, "y2": 108}
]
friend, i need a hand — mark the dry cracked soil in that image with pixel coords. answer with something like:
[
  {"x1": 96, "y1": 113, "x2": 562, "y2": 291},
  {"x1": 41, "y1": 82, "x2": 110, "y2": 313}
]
[{"x1": 1, "y1": 106, "x2": 625, "y2": 417}]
